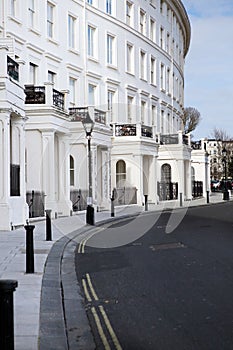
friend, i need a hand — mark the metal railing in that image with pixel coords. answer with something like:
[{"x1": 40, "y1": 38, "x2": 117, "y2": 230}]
[
  {"x1": 69, "y1": 107, "x2": 106, "y2": 124},
  {"x1": 7, "y1": 56, "x2": 19, "y2": 81},
  {"x1": 53, "y1": 89, "x2": 64, "y2": 109},
  {"x1": 25, "y1": 85, "x2": 46, "y2": 104},
  {"x1": 115, "y1": 124, "x2": 137, "y2": 136},
  {"x1": 160, "y1": 134, "x2": 179, "y2": 145},
  {"x1": 141, "y1": 125, "x2": 153, "y2": 138}
]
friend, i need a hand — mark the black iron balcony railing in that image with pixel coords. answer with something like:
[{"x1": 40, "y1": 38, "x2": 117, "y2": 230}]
[
  {"x1": 94, "y1": 109, "x2": 106, "y2": 124},
  {"x1": 69, "y1": 107, "x2": 106, "y2": 124},
  {"x1": 25, "y1": 85, "x2": 46, "y2": 104},
  {"x1": 141, "y1": 125, "x2": 153, "y2": 138},
  {"x1": 115, "y1": 124, "x2": 136, "y2": 136},
  {"x1": 24, "y1": 85, "x2": 65, "y2": 109},
  {"x1": 7, "y1": 56, "x2": 19, "y2": 81},
  {"x1": 191, "y1": 141, "x2": 202, "y2": 150},
  {"x1": 160, "y1": 134, "x2": 179, "y2": 145},
  {"x1": 53, "y1": 89, "x2": 64, "y2": 109}
]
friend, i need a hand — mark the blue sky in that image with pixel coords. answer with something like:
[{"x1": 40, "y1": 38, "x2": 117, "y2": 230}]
[{"x1": 181, "y1": 0, "x2": 233, "y2": 140}]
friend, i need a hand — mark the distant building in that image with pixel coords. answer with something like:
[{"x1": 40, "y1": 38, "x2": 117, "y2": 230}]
[{"x1": 0, "y1": 0, "x2": 196, "y2": 230}]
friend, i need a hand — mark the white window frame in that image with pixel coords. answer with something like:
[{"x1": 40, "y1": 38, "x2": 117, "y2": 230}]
[
  {"x1": 126, "y1": 1, "x2": 133, "y2": 26},
  {"x1": 150, "y1": 56, "x2": 156, "y2": 85},
  {"x1": 10, "y1": 0, "x2": 17, "y2": 17},
  {"x1": 150, "y1": 18, "x2": 156, "y2": 42},
  {"x1": 106, "y1": 0, "x2": 112, "y2": 14},
  {"x1": 160, "y1": 63, "x2": 165, "y2": 91},
  {"x1": 87, "y1": 25, "x2": 96, "y2": 58},
  {"x1": 48, "y1": 70, "x2": 56, "y2": 84},
  {"x1": 140, "y1": 50, "x2": 146, "y2": 80},
  {"x1": 28, "y1": 0, "x2": 35, "y2": 27},
  {"x1": 88, "y1": 83, "x2": 96, "y2": 105},
  {"x1": 127, "y1": 95, "x2": 134, "y2": 123},
  {"x1": 107, "y1": 89, "x2": 115, "y2": 122},
  {"x1": 107, "y1": 34, "x2": 116, "y2": 66},
  {"x1": 68, "y1": 14, "x2": 76, "y2": 49},
  {"x1": 69, "y1": 77, "x2": 76, "y2": 106},
  {"x1": 141, "y1": 100, "x2": 146, "y2": 124},
  {"x1": 47, "y1": 2, "x2": 54, "y2": 38},
  {"x1": 126, "y1": 42, "x2": 134, "y2": 74},
  {"x1": 29, "y1": 62, "x2": 37, "y2": 85},
  {"x1": 139, "y1": 9, "x2": 146, "y2": 35}
]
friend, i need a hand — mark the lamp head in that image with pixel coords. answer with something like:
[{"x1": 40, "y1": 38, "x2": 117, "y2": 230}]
[{"x1": 82, "y1": 113, "x2": 94, "y2": 137}]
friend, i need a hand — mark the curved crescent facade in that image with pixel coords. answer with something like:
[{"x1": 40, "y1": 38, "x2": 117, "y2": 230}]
[{"x1": 0, "y1": 0, "x2": 195, "y2": 229}]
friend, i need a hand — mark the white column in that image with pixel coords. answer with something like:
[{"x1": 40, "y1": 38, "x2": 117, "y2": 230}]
[
  {"x1": 101, "y1": 149, "x2": 111, "y2": 208},
  {"x1": 91, "y1": 144, "x2": 97, "y2": 205},
  {"x1": 42, "y1": 130, "x2": 56, "y2": 212},
  {"x1": 178, "y1": 159, "x2": 185, "y2": 199},
  {"x1": 57, "y1": 135, "x2": 72, "y2": 215},
  {"x1": 185, "y1": 160, "x2": 192, "y2": 200},
  {"x1": 148, "y1": 155, "x2": 158, "y2": 204},
  {"x1": 132, "y1": 154, "x2": 143, "y2": 205},
  {"x1": 0, "y1": 112, "x2": 10, "y2": 202}
]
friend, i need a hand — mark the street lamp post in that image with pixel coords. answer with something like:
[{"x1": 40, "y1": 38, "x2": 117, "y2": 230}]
[
  {"x1": 82, "y1": 113, "x2": 95, "y2": 225},
  {"x1": 222, "y1": 147, "x2": 229, "y2": 200}
]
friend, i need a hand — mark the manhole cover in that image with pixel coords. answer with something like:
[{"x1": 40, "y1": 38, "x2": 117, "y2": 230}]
[{"x1": 150, "y1": 242, "x2": 186, "y2": 251}]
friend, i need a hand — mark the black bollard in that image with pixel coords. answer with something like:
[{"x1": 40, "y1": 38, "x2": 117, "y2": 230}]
[
  {"x1": 179, "y1": 193, "x2": 183, "y2": 207},
  {"x1": 144, "y1": 195, "x2": 148, "y2": 211},
  {"x1": 86, "y1": 205, "x2": 95, "y2": 225},
  {"x1": 111, "y1": 189, "x2": 115, "y2": 217},
  {"x1": 0, "y1": 279, "x2": 18, "y2": 350},
  {"x1": 24, "y1": 225, "x2": 35, "y2": 273},
  {"x1": 206, "y1": 190, "x2": 210, "y2": 204},
  {"x1": 45, "y1": 209, "x2": 52, "y2": 241}
]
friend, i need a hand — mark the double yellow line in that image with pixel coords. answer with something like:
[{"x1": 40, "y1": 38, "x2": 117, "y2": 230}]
[
  {"x1": 78, "y1": 227, "x2": 104, "y2": 254},
  {"x1": 81, "y1": 273, "x2": 122, "y2": 350}
]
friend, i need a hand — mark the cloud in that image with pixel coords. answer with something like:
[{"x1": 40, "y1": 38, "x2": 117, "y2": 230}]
[{"x1": 182, "y1": 0, "x2": 233, "y2": 17}]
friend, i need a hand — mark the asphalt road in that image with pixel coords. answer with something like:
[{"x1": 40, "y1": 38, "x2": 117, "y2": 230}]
[{"x1": 75, "y1": 202, "x2": 233, "y2": 350}]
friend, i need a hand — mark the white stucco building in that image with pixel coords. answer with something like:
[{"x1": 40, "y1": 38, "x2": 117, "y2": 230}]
[{"x1": 0, "y1": 0, "x2": 194, "y2": 230}]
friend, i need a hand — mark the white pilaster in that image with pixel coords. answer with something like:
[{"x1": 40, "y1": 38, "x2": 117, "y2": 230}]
[
  {"x1": 42, "y1": 130, "x2": 56, "y2": 213},
  {"x1": 57, "y1": 134, "x2": 72, "y2": 215}
]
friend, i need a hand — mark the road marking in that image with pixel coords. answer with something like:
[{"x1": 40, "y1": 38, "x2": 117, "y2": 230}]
[
  {"x1": 99, "y1": 305, "x2": 123, "y2": 350},
  {"x1": 78, "y1": 227, "x2": 105, "y2": 253},
  {"x1": 86, "y1": 273, "x2": 99, "y2": 301},
  {"x1": 82, "y1": 278, "x2": 92, "y2": 302},
  {"x1": 91, "y1": 307, "x2": 111, "y2": 350},
  {"x1": 79, "y1": 231, "x2": 123, "y2": 349}
]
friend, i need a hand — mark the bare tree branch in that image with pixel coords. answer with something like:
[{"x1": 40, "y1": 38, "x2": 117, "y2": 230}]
[{"x1": 181, "y1": 107, "x2": 201, "y2": 134}]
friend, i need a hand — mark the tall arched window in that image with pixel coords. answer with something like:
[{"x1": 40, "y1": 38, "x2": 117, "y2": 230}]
[
  {"x1": 161, "y1": 163, "x2": 171, "y2": 183},
  {"x1": 70, "y1": 155, "x2": 74, "y2": 186},
  {"x1": 116, "y1": 160, "x2": 126, "y2": 187}
]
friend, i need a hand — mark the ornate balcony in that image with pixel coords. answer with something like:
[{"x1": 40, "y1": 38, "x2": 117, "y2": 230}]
[
  {"x1": 25, "y1": 85, "x2": 45, "y2": 104},
  {"x1": 115, "y1": 124, "x2": 136, "y2": 136},
  {"x1": 113, "y1": 123, "x2": 154, "y2": 139},
  {"x1": 159, "y1": 132, "x2": 191, "y2": 146},
  {"x1": 69, "y1": 107, "x2": 106, "y2": 124},
  {"x1": 24, "y1": 85, "x2": 65, "y2": 109},
  {"x1": 7, "y1": 56, "x2": 19, "y2": 81}
]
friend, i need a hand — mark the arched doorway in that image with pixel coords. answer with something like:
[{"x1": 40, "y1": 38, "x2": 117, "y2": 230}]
[{"x1": 158, "y1": 163, "x2": 178, "y2": 200}]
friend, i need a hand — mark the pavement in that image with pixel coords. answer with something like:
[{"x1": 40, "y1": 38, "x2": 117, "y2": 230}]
[{"x1": 0, "y1": 191, "x2": 231, "y2": 349}]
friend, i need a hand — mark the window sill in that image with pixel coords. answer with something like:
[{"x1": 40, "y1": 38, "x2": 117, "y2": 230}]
[
  {"x1": 68, "y1": 48, "x2": 80, "y2": 56},
  {"x1": 47, "y1": 37, "x2": 59, "y2": 46},
  {"x1": 126, "y1": 71, "x2": 135, "y2": 77},
  {"x1": 107, "y1": 63, "x2": 118, "y2": 70},
  {"x1": 8, "y1": 15, "x2": 22, "y2": 26},
  {"x1": 28, "y1": 27, "x2": 41, "y2": 36},
  {"x1": 88, "y1": 56, "x2": 99, "y2": 63}
]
